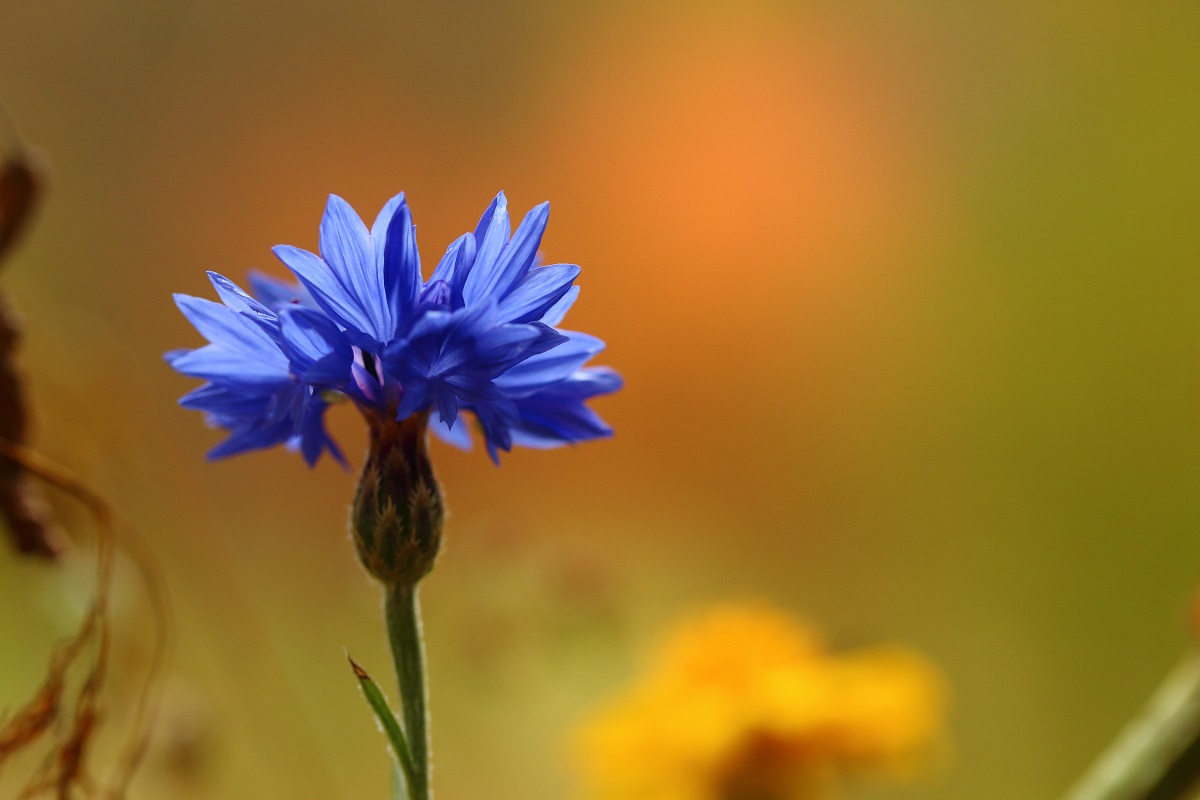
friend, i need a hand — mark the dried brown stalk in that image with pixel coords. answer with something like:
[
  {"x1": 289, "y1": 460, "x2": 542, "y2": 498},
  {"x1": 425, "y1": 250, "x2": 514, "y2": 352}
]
[
  {"x1": 0, "y1": 440, "x2": 171, "y2": 800},
  {"x1": 0, "y1": 116, "x2": 65, "y2": 559},
  {"x1": 0, "y1": 112, "x2": 172, "y2": 798}
]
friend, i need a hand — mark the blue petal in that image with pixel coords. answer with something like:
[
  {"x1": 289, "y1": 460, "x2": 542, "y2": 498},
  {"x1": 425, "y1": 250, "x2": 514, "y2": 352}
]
[
  {"x1": 473, "y1": 192, "x2": 507, "y2": 245},
  {"x1": 540, "y1": 285, "x2": 579, "y2": 326},
  {"x1": 207, "y1": 422, "x2": 292, "y2": 461},
  {"x1": 487, "y1": 201, "x2": 550, "y2": 301},
  {"x1": 371, "y1": 193, "x2": 407, "y2": 242},
  {"x1": 496, "y1": 332, "x2": 605, "y2": 393},
  {"x1": 473, "y1": 401, "x2": 518, "y2": 464},
  {"x1": 496, "y1": 263, "x2": 580, "y2": 324},
  {"x1": 462, "y1": 194, "x2": 511, "y2": 306},
  {"x1": 429, "y1": 233, "x2": 475, "y2": 304},
  {"x1": 179, "y1": 383, "x2": 268, "y2": 416},
  {"x1": 420, "y1": 279, "x2": 452, "y2": 308},
  {"x1": 301, "y1": 352, "x2": 352, "y2": 387},
  {"x1": 207, "y1": 272, "x2": 280, "y2": 338},
  {"x1": 432, "y1": 387, "x2": 461, "y2": 427},
  {"x1": 273, "y1": 244, "x2": 378, "y2": 347},
  {"x1": 459, "y1": 321, "x2": 564, "y2": 377},
  {"x1": 320, "y1": 195, "x2": 386, "y2": 337},
  {"x1": 163, "y1": 348, "x2": 190, "y2": 365},
  {"x1": 523, "y1": 323, "x2": 571, "y2": 359},
  {"x1": 297, "y1": 399, "x2": 346, "y2": 468},
  {"x1": 394, "y1": 380, "x2": 430, "y2": 420},
  {"x1": 169, "y1": 345, "x2": 290, "y2": 389},
  {"x1": 566, "y1": 366, "x2": 623, "y2": 397},
  {"x1": 431, "y1": 409, "x2": 473, "y2": 450},
  {"x1": 191, "y1": 379, "x2": 344, "y2": 468},
  {"x1": 441, "y1": 374, "x2": 504, "y2": 403},
  {"x1": 472, "y1": 324, "x2": 542, "y2": 363},
  {"x1": 400, "y1": 306, "x2": 457, "y2": 343},
  {"x1": 379, "y1": 195, "x2": 421, "y2": 331},
  {"x1": 173, "y1": 296, "x2": 288, "y2": 381},
  {"x1": 278, "y1": 306, "x2": 348, "y2": 373},
  {"x1": 175, "y1": 294, "x2": 268, "y2": 348},
  {"x1": 207, "y1": 272, "x2": 275, "y2": 319},
  {"x1": 508, "y1": 369, "x2": 621, "y2": 448},
  {"x1": 248, "y1": 270, "x2": 317, "y2": 310},
  {"x1": 510, "y1": 404, "x2": 613, "y2": 449}
]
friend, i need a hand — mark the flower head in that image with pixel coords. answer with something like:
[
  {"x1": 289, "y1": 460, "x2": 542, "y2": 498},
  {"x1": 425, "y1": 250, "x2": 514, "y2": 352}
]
[
  {"x1": 572, "y1": 605, "x2": 946, "y2": 800},
  {"x1": 167, "y1": 192, "x2": 619, "y2": 465}
]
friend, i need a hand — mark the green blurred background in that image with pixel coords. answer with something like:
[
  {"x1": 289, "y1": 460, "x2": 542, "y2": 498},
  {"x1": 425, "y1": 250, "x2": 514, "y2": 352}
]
[{"x1": 3, "y1": 1, "x2": 1200, "y2": 798}]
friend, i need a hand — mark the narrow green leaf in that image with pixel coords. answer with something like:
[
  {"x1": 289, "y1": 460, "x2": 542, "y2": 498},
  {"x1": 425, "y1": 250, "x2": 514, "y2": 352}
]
[
  {"x1": 348, "y1": 653, "x2": 418, "y2": 798},
  {"x1": 391, "y1": 760, "x2": 406, "y2": 800}
]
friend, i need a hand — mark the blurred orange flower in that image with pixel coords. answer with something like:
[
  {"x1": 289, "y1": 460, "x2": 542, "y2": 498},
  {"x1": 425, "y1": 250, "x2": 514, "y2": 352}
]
[{"x1": 572, "y1": 604, "x2": 946, "y2": 800}]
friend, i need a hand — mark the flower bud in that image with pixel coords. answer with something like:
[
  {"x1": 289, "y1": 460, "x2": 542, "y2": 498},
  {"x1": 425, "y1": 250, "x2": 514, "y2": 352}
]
[{"x1": 351, "y1": 412, "x2": 443, "y2": 586}]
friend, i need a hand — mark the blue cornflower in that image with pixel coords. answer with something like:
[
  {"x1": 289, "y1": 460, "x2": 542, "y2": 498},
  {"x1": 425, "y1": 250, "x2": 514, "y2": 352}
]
[{"x1": 168, "y1": 191, "x2": 620, "y2": 464}]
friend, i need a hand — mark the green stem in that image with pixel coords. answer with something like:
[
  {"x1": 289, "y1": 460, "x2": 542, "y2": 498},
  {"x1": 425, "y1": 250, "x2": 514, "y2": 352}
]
[
  {"x1": 1063, "y1": 651, "x2": 1200, "y2": 800},
  {"x1": 385, "y1": 583, "x2": 430, "y2": 800}
]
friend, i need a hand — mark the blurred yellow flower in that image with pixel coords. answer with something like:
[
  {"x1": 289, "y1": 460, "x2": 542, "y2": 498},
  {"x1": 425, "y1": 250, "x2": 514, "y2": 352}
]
[{"x1": 571, "y1": 604, "x2": 946, "y2": 800}]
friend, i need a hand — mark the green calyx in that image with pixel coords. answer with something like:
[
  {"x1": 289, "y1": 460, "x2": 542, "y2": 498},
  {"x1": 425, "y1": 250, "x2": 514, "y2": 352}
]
[{"x1": 351, "y1": 411, "x2": 444, "y2": 587}]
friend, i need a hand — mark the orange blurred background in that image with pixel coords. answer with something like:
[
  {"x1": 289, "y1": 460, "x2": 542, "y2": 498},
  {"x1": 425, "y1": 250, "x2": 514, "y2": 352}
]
[{"x1": 3, "y1": 2, "x2": 1200, "y2": 798}]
